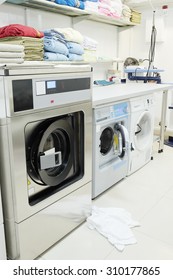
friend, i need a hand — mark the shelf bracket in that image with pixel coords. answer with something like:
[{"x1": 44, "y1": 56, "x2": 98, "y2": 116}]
[{"x1": 72, "y1": 14, "x2": 91, "y2": 25}]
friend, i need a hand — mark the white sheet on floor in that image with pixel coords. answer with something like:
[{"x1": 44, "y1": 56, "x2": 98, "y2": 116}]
[{"x1": 87, "y1": 206, "x2": 140, "y2": 251}]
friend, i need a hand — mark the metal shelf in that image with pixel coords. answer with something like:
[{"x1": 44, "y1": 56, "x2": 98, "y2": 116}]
[{"x1": 7, "y1": 0, "x2": 137, "y2": 27}]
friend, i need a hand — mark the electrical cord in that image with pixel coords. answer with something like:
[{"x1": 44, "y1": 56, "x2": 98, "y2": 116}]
[{"x1": 146, "y1": 10, "x2": 157, "y2": 77}]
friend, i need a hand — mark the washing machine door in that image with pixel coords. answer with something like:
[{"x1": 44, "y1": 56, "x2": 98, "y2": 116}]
[
  {"x1": 134, "y1": 111, "x2": 152, "y2": 151},
  {"x1": 99, "y1": 123, "x2": 127, "y2": 159},
  {"x1": 100, "y1": 127, "x2": 114, "y2": 155},
  {"x1": 114, "y1": 123, "x2": 127, "y2": 158},
  {"x1": 26, "y1": 113, "x2": 84, "y2": 204}
]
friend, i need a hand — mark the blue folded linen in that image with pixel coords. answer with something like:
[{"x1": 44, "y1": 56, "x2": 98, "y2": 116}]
[
  {"x1": 44, "y1": 29, "x2": 66, "y2": 44},
  {"x1": 50, "y1": 0, "x2": 85, "y2": 9},
  {"x1": 68, "y1": 53, "x2": 83, "y2": 61},
  {"x1": 49, "y1": 0, "x2": 67, "y2": 5},
  {"x1": 44, "y1": 52, "x2": 69, "y2": 61},
  {"x1": 67, "y1": 42, "x2": 84, "y2": 55},
  {"x1": 67, "y1": 0, "x2": 85, "y2": 9},
  {"x1": 44, "y1": 37, "x2": 69, "y2": 55}
]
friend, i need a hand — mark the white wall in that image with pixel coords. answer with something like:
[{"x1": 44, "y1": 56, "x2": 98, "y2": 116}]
[
  {"x1": 0, "y1": 2, "x2": 118, "y2": 80},
  {"x1": 118, "y1": 7, "x2": 173, "y2": 135}
]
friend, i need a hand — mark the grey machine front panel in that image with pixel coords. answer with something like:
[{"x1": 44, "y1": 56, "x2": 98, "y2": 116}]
[
  {"x1": 0, "y1": 66, "x2": 93, "y2": 259},
  {"x1": 3, "y1": 71, "x2": 92, "y2": 117}
]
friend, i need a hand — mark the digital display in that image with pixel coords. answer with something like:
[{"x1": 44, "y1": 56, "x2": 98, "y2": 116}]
[
  {"x1": 47, "y1": 81, "x2": 56, "y2": 89},
  {"x1": 45, "y1": 78, "x2": 90, "y2": 95}
]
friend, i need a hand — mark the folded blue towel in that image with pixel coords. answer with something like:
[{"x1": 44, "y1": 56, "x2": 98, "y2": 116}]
[
  {"x1": 68, "y1": 53, "x2": 83, "y2": 61},
  {"x1": 49, "y1": 0, "x2": 85, "y2": 9},
  {"x1": 44, "y1": 37, "x2": 69, "y2": 55},
  {"x1": 69, "y1": 0, "x2": 85, "y2": 9},
  {"x1": 67, "y1": 42, "x2": 84, "y2": 55},
  {"x1": 49, "y1": 0, "x2": 67, "y2": 5},
  {"x1": 44, "y1": 52, "x2": 69, "y2": 61},
  {"x1": 44, "y1": 29, "x2": 66, "y2": 44},
  {"x1": 54, "y1": 0, "x2": 67, "y2": 4}
]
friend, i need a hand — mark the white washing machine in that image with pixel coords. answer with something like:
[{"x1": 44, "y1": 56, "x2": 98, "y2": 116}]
[
  {"x1": 92, "y1": 101, "x2": 130, "y2": 199},
  {"x1": 128, "y1": 94, "x2": 155, "y2": 175},
  {"x1": 0, "y1": 187, "x2": 6, "y2": 260},
  {"x1": 0, "y1": 64, "x2": 92, "y2": 259}
]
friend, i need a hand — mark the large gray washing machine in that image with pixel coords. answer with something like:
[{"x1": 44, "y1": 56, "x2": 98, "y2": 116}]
[{"x1": 0, "y1": 64, "x2": 92, "y2": 259}]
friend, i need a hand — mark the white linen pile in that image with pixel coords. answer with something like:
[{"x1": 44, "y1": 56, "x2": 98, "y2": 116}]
[
  {"x1": 85, "y1": 0, "x2": 99, "y2": 13},
  {"x1": 98, "y1": 0, "x2": 123, "y2": 19},
  {"x1": 83, "y1": 36, "x2": 98, "y2": 62},
  {"x1": 0, "y1": 43, "x2": 25, "y2": 64},
  {"x1": 0, "y1": 37, "x2": 44, "y2": 61},
  {"x1": 53, "y1": 28, "x2": 84, "y2": 61},
  {"x1": 122, "y1": 4, "x2": 131, "y2": 22},
  {"x1": 85, "y1": 0, "x2": 123, "y2": 19},
  {"x1": 87, "y1": 206, "x2": 140, "y2": 251}
]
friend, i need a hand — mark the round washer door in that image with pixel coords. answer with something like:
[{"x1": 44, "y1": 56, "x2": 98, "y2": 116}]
[
  {"x1": 27, "y1": 119, "x2": 74, "y2": 186},
  {"x1": 134, "y1": 111, "x2": 152, "y2": 151},
  {"x1": 100, "y1": 127, "x2": 114, "y2": 155}
]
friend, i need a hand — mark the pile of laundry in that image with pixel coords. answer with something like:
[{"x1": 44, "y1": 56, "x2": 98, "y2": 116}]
[
  {"x1": 122, "y1": 4, "x2": 131, "y2": 22},
  {"x1": 0, "y1": 43, "x2": 25, "y2": 64},
  {"x1": 47, "y1": 0, "x2": 85, "y2": 10},
  {"x1": 0, "y1": 24, "x2": 44, "y2": 62},
  {"x1": 83, "y1": 36, "x2": 98, "y2": 62},
  {"x1": 48, "y1": 0, "x2": 125, "y2": 20},
  {"x1": 43, "y1": 28, "x2": 84, "y2": 61},
  {"x1": 87, "y1": 206, "x2": 140, "y2": 251},
  {"x1": 84, "y1": 0, "x2": 123, "y2": 18},
  {"x1": 131, "y1": 9, "x2": 141, "y2": 24},
  {"x1": 98, "y1": 0, "x2": 123, "y2": 18}
]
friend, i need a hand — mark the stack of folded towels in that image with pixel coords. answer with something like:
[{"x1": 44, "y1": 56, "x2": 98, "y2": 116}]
[
  {"x1": 43, "y1": 29, "x2": 69, "y2": 61},
  {"x1": 0, "y1": 24, "x2": 44, "y2": 61},
  {"x1": 47, "y1": 0, "x2": 85, "y2": 10},
  {"x1": 84, "y1": 0, "x2": 99, "y2": 13},
  {"x1": 0, "y1": 43, "x2": 25, "y2": 64},
  {"x1": 44, "y1": 27, "x2": 84, "y2": 61},
  {"x1": 131, "y1": 9, "x2": 141, "y2": 24},
  {"x1": 98, "y1": 0, "x2": 123, "y2": 19},
  {"x1": 83, "y1": 36, "x2": 98, "y2": 62},
  {"x1": 85, "y1": 0, "x2": 123, "y2": 19},
  {"x1": 122, "y1": 4, "x2": 131, "y2": 22}
]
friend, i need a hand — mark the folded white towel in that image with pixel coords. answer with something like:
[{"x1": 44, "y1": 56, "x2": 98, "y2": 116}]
[
  {"x1": 0, "y1": 58, "x2": 24, "y2": 64},
  {"x1": 0, "y1": 51, "x2": 25, "y2": 58},
  {"x1": 0, "y1": 43, "x2": 24, "y2": 52},
  {"x1": 87, "y1": 206, "x2": 140, "y2": 251},
  {"x1": 53, "y1": 28, "x2": 84, "y2": 44}
]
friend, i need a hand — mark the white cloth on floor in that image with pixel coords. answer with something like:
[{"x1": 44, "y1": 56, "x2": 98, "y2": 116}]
[{"x1": 87, "y1": 206, "x2": 140, "y2": 251}]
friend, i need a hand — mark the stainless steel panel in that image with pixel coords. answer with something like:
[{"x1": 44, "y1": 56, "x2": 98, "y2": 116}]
[
  {"x1": 6, "y1": 182, "x2": 91, "y2": 260},
  {"x1": 0, "y1": 66, "x2": 93, "y2": 260},
  {"x1": 0, "y1": 64, "x2": 92, "y2": 76},
  {"x1": 0, "y1": 224, "x2": 6, "y2": 260},
  {"x1": 3, "y1": 71, "x2": 92, "y2": 117},
  {"x1": 0, "y1": 101, "x2": 92, "y2": 223}
]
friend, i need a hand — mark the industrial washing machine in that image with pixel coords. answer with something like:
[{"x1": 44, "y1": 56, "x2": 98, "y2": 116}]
[
  {"x1": 0, "y1": 64, "x2": 92, "y2": 260},
  {"x1": 128, "y1": 94, "x2": 155, "y2": 175},
  {"x1": 0, "y1": 186, "x2": 6, "y2": 260},
  {"x1": 92, "y1": 101, "x2": 130, "y2": 199}
]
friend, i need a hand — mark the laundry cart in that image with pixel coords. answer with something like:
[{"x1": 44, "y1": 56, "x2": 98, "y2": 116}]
[{"x1": 0, "y1": 64, "x2": 93, "y2": 260}]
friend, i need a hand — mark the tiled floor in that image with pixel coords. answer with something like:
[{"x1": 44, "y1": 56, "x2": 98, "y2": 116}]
[{"x1": 39, "y1": 143, "x2": 173, "y2": 260}]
